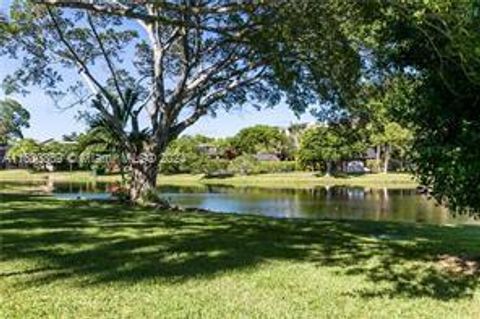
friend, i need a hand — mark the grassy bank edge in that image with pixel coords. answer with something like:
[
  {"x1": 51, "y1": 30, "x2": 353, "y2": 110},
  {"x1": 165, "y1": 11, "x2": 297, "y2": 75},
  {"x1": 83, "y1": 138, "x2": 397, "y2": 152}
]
[{"x1": 0, "y1": 169, "x2": 418, "y2": 189}]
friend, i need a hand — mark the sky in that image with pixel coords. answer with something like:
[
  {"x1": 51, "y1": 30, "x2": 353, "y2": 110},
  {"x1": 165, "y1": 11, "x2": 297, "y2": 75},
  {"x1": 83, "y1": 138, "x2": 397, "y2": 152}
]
[
  {"x1": 0, "y1": 1, "x2": 316, "y2": 141},
  {"x1": 0, "y1": 60, "x2": 316, "y2": 140},
  {"x1": 0, "y1": 85, "x2": 316, "y2": 141},
  {"x1": 0, "y1": 53, "x2": 316, "y2": 140}
]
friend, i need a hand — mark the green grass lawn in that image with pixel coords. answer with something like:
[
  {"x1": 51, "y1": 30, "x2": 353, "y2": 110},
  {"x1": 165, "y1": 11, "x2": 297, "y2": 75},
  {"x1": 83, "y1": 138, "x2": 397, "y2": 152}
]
[
  {"x1": 0, "y1": 169, "x2": 120, "y2": 183},
  {"x1": 0, "y1": 169, "x2": 418, "y2": 189},
  {"x1": 1, "y1": 194, "x2": 479, "y2": 318},
  {"x1": 157, "y1": 171, "x2": 418, "y2": 189}
]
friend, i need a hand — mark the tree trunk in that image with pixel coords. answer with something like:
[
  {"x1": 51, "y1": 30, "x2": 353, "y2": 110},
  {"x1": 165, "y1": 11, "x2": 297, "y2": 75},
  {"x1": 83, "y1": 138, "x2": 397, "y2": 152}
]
[
  {"x1": 376, "y1": 145, "x2": 381, "y2": 173},
  {"x1": 129, "y1": 160, "x2": 159, "y2": 203},
  {"x1": 118, "y1": 152, "x2": 126, "y2": 187},
  {"x1": 325, "y1": 161, "x2": 332, "y2": 177},
  {"x1": 120, "y1": 163, "x2": 126, "y2": 186},
  {"x1": 383, "y1": 144, "x2": 390, "y2": 174}
]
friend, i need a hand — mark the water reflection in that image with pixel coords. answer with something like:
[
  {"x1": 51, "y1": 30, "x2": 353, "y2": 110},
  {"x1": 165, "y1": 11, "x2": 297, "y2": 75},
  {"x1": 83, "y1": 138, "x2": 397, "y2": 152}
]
[
  {"x1": 1, "y1": 181, "x2": 477, "y2": 225},
  {"x1": 156, "y1": 185, "x2": 473, "y2": 225}
]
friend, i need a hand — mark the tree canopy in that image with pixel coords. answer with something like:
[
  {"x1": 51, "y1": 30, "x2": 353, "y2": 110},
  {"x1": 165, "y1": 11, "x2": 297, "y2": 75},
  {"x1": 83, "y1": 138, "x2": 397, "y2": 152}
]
[
  {"x1": 232, "y1": 125, "x2": 292, "y2": 159},
  {"x1": 6, "y1": 138, "x2": 41, "y2": 164},
  {"x1": 0, "y1": 98, "x2": 30, "y2": 144},
  {"x1": 0, "y1": 0, "x2": 363, "y2": 202},
  {"x1": 368, "y1": 0, "x2": 480, "y2": 213},
  {"x1": 279, "y1": 0, "x2": 480, "y2": 213},
  {"x1": 298, "y1": 124, "x2": 364, "y2": 176}
]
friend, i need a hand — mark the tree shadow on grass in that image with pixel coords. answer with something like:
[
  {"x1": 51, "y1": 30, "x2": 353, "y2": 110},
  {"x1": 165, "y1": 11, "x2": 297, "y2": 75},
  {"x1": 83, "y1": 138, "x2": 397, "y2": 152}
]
[{"x1": 1, "y1": 193, "x2": 479, "y2": 300}]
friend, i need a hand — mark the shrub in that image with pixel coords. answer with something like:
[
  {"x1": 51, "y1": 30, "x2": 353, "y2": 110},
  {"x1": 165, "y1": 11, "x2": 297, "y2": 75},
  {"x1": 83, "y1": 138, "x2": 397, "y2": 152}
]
[
  {"x1": 192, "y1": 157, "x2": 229, "y2": 175},
  {"x1": 366, "y1": 159, "x2": 381, "y2": 173},
  {"x1": 228, "y1": 154, "x2": 257, "y2": 175},
  {"x1": 91, "y1": 163, "x2": 106, "y2": 176},
  {"x1": 159, "y1": 151, "x2": 187, "y2": 174},
  {"x1": 255, "y1": 161, "x2": 297, "y2": 174},
  {"x1": 228, "y1": 156, "x2": 297, "y2": 175}
]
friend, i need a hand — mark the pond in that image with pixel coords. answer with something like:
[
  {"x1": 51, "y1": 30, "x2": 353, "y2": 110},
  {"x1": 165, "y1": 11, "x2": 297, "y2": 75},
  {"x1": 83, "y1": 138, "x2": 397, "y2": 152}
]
[{"x1": 12, "y1": 180, "x2": 475, "y2": 225}]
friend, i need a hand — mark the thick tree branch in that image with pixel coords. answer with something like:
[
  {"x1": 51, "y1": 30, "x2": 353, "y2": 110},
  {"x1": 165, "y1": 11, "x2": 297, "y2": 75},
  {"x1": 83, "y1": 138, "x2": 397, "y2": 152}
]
[
  {"x1": 176, "y1": 56, "x2": 263, "y2": 110},
  {"x1": 171, "y1": 67, "x2": 266, "y2": 136}
]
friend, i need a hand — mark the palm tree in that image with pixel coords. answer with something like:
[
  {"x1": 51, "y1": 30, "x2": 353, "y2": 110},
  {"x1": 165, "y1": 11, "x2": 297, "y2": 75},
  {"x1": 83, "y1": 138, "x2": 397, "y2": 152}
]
[{"x1": 79, "y1": 88, "x2": 148, "y2": 188}]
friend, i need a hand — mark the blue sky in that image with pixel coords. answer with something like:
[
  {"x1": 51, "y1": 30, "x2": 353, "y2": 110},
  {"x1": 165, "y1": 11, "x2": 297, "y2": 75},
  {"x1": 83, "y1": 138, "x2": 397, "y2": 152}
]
[
  {"x1": 0, "y1": 1, "x2": 316, "y2": 140},
  {"x1": 0, "y1": 62, "x2": 316, "y2": 140}
]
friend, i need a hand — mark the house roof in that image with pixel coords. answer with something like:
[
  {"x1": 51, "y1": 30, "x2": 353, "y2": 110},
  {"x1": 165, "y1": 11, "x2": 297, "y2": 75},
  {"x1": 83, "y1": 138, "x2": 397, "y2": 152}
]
[{"x1": 364, "y1": 148, "x2": 377, "y2": 160}]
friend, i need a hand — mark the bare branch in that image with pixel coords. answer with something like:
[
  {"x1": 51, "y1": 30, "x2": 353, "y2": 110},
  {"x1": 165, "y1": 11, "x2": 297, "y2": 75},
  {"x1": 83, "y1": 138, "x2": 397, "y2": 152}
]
[
  {"x1": 46, "y1": 5, "x2": 129, "y2": 144},
  {"x1": 37, "y1": 1, "x2": 158, "y2": 22},
  {"x1": 35, "y1": 0, "x2": 259, "y2": 38},
  {"x1": 171, "y1": 66, "x2": 266, "y2": 135},
  {"x1": 86, "y1": 13, "x2": 126, "y2": 106},
  {"x1": 55, "y1": 93, "x2": 94, "y2": 111}
]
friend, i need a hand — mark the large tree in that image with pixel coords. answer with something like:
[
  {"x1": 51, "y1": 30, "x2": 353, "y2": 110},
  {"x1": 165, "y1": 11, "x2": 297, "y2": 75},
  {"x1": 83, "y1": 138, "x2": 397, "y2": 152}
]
[
  {"x1": 0, "y1": 1, "x2": 360, "y2": 202},
  {"x1": 6, "y1": 138, "x2": 41, "y2": 168},
  {"x1": 370, "y1": 122, "x2": 412, "y2": 173},
  {"x1": 362, "y1": 77, "x2": 414, "y2": 173},
  {"x1": 366, "y1": 1, "x2": 480, "y2": 213},
  {"x1": 232, "y1": 125, "x2": 292, "y2": 159},
  {"x1": 297, "y1": 124, "x2": 364, "y2": 176},
  {"x1": 276, "y1": 0, "x2": 480, "y2": 213},
  {"x1": 0, "y1": 98, "x2": 30, "y2": 144}
]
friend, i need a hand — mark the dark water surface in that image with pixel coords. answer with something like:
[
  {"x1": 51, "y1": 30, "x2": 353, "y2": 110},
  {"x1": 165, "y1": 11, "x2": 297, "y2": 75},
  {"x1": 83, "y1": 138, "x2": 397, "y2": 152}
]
[
  {"x1": 156, "y1": 185, "x2": 476, "y2": 224},
  {"x1": 7, "y1": 180, "x2": 475, "y2": 225}
]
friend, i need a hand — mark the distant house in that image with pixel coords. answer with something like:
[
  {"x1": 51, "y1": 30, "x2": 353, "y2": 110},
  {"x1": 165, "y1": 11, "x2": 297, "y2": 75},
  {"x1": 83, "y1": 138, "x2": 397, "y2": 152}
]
[
  {"x1": 255, "y1": 152, "x2": 280, "y2": 162},
  {"x1": 197, "y1": 144, "x2": 218, "y2": 158},
  {"x1": 346, "y1": 161, "x2": 370, "y2": 173},
  {"x1": 39, "y1": 138, "x2": 77, "y2": 147},
  {"x1": 345, "y1": 148, "x2": 377, "y2": 173},
  {"x1": 39, "y1": 138, "x2": 55, "y2": 145},
  {"x1": 347, "y1": 147, "x2": 377, "y2": 162},
  {"x1": 283, "y1": 122, "x2": 323, "y2": 149},
  {"x1": 363, "y1": 148, "x2": 377, "y2": 161}
]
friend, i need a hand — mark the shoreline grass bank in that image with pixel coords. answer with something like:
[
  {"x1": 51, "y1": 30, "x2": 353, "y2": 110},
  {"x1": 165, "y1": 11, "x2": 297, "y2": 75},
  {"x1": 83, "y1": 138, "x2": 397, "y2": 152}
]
[{"x1": 0, "y1": 169, "x2": 418, "y2": 189}]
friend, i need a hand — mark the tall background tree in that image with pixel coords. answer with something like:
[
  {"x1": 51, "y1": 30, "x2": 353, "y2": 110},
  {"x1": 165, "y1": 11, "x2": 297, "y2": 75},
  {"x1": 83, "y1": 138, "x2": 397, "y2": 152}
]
[
  {"x1": 272, "y1": 0, "x2": 480, "y2": 214},
  {"x1": 298, "y1": 124, "x2": 364, "y2": 176},
  {"x1": 366, "y1": 0, "x2": 480, "y2": 213},
  {"x1": 362, "y1": 77, "x2": 414, "y2": 173},
  {"x1": 370, "y1": 122, "x2": 412, "y2": 173},
  {"x1": 0, "y1": 98, "x2": 30, "y2": 144},
  {"x1": 232, "y1": 125, "x2": 293, "y2": 159}
]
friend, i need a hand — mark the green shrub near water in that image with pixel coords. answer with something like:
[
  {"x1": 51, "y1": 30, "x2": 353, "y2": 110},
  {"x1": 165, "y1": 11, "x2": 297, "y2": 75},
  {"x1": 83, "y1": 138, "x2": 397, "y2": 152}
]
[
  {"x1": 90, "y1": 163, "x2": 107, "y2": 176},
  {"x1": 193, "y1": 158, "x2": 230, "y2": 175},
  {"x1": 255, "y1": 160, "x2": 297, "y2": 174},
  {"x1": 228, "y1": 155, "x2": 257, "y2": 175},
  {"x1": 366, "y1": 159, "x2": 381, "y2": 173},
  {"x1": 228, "y1": 155, "x2": 297, "y2": 175}
]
